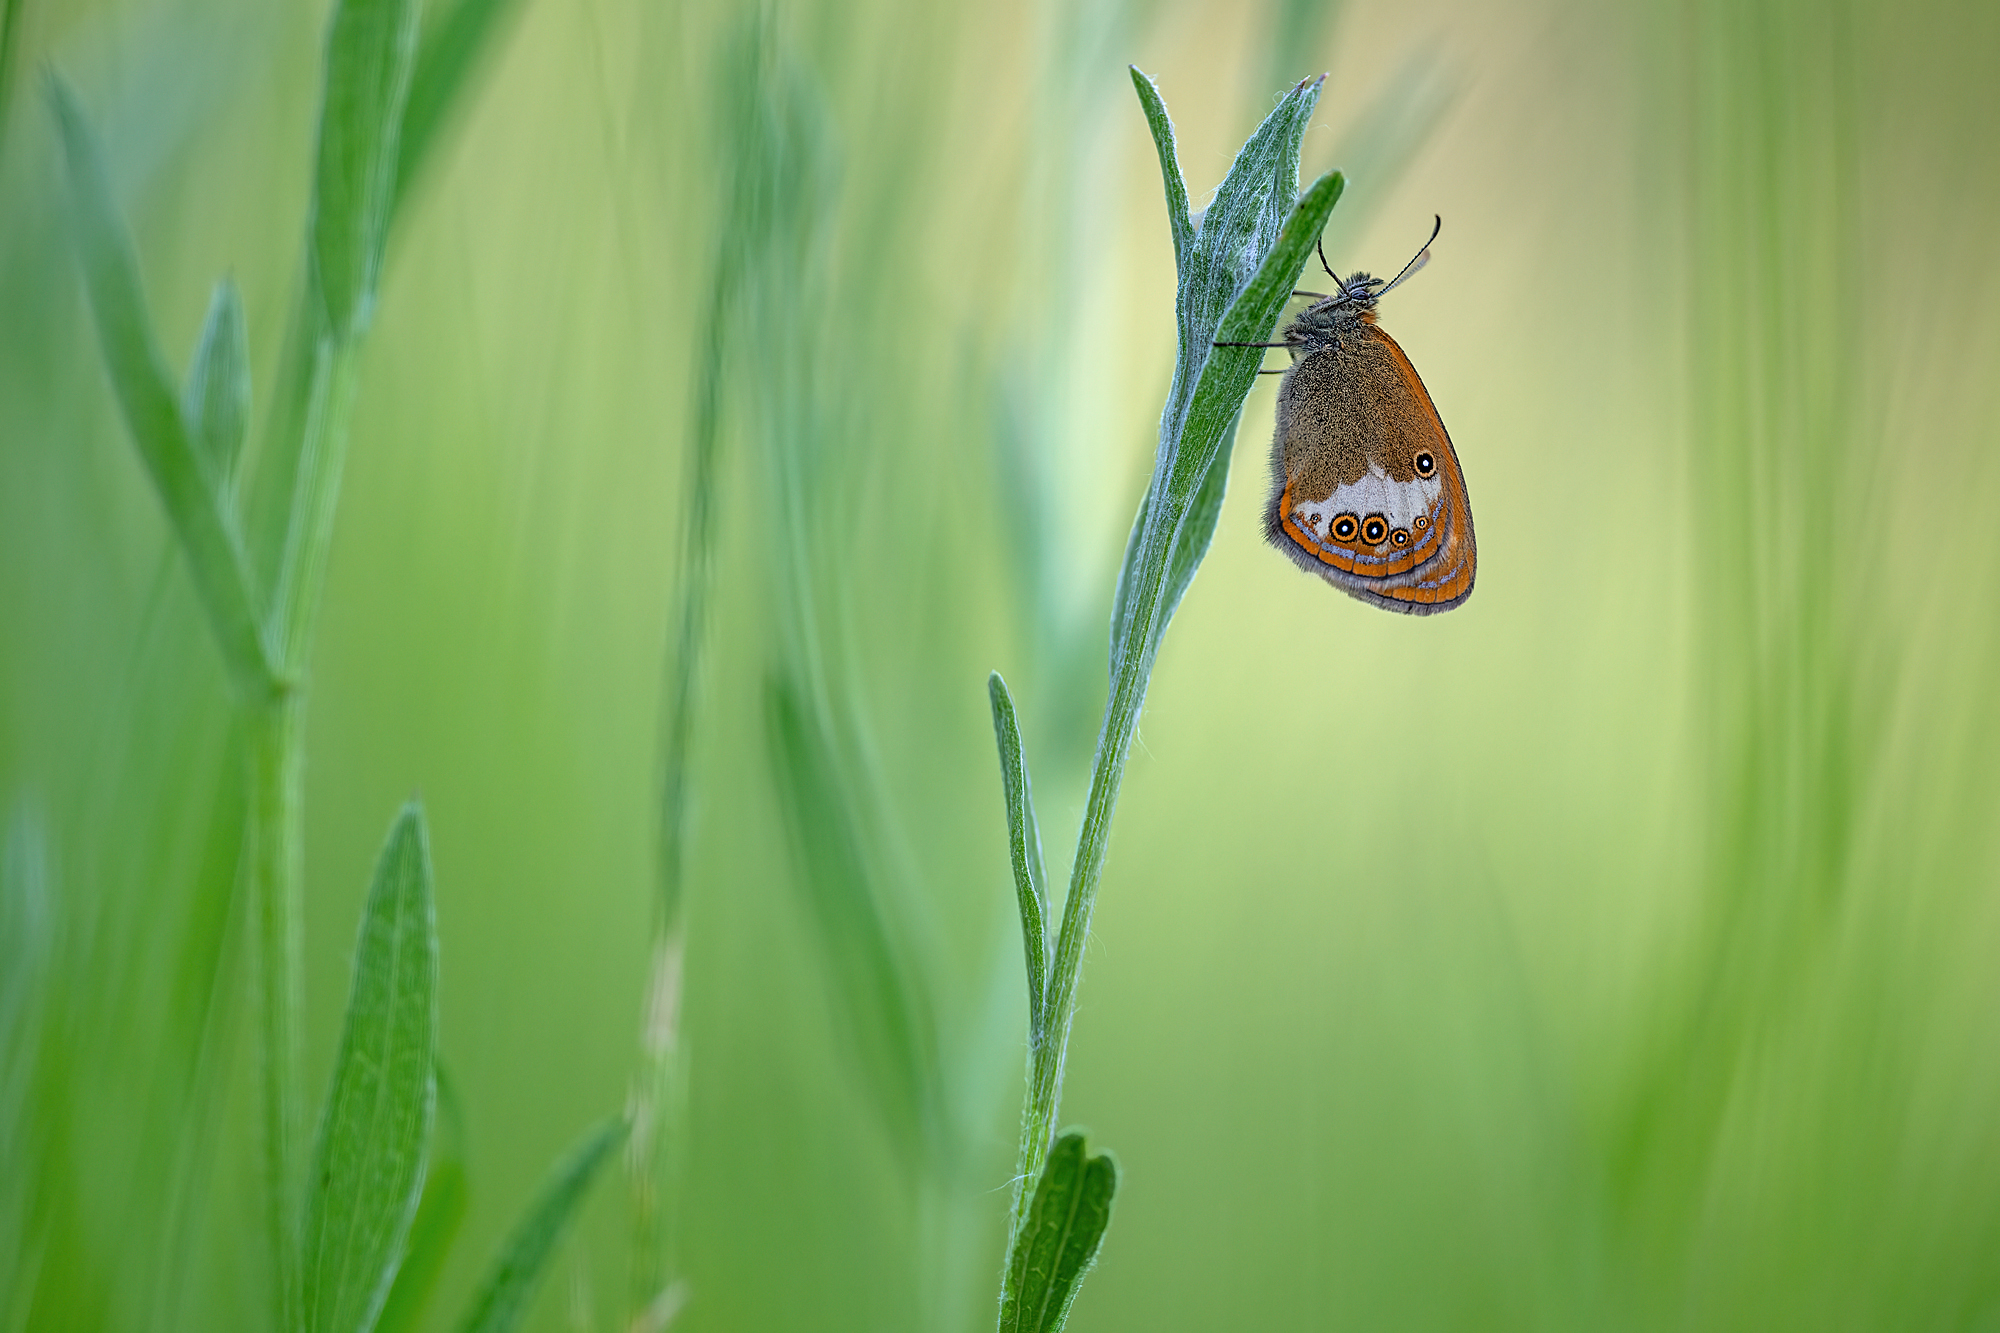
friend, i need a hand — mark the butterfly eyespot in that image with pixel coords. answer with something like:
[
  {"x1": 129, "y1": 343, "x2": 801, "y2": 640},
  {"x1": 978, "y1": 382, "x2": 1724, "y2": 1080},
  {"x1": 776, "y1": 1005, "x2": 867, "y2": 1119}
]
[
  {"x1": 1414, "y1": 451, "x2": 1437, "y2": 478},
  {"x1": 1390, "y1": 528, "x2": 1411, "y2": 548},
  {"x1": 1361, "y1": 515, "x2": 1389, "y2": 545},
  {"x1": 1414, "y1": 515, "x2": 1429, "y2": 530},
  {"x1": 1329, "y1": 513, "x2": 1360, "y2": 543}
]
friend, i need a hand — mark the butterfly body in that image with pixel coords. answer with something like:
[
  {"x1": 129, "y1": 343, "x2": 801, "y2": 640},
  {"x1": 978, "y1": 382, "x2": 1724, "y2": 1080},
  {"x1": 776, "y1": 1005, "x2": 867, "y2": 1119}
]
[{"x1": 1262, "y1": 268, "x2": 1476, "y2": 614}]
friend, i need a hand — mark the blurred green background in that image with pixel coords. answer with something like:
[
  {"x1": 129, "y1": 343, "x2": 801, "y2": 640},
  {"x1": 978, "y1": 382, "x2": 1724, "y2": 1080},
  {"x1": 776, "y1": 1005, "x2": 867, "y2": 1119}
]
[{"x1": 6, "y1": 0, "x2": 2000, "y2": 1329}]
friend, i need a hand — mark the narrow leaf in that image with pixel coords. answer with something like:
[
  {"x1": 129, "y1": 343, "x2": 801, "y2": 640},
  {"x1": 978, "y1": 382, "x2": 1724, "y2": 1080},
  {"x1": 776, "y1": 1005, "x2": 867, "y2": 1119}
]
[
  {"x1": 453, "y1": 1118, "x2": 625, "y2": 1333},
  {"x1": 374, "y1": 1067, "x2": 470, "y2": 1333},
  {"x1": 999, "y1": 1130, "x2": 1119, "y2": 1333},
  {"x1": 987, "y1": 673, "x2": 1050, "y2": 1042},
  {"x1": 1160, "y1": 405, "x2": 1241, "y2": 629},
  {"x1": 1128, "y1": 66, "x2": 1193, "y2": 271},
  {"x1": 312, "y1": 0, "x2": 423, "y2": 337},
  {"x1": 1109, "y1": 405, "x2": 1243, "y2": 674},
  {"x1": 47, "y1": 75, "x2": 278, "y2": 696},
  {"x1": 302, "y1": 803, "x2": 440, "y2": 1333},
  {"x1": 183, "y1": 278, "x2": 251, "y2": 491},
  {"x1": 394, "y1": 0, "x2": 526, "y2": 210}
]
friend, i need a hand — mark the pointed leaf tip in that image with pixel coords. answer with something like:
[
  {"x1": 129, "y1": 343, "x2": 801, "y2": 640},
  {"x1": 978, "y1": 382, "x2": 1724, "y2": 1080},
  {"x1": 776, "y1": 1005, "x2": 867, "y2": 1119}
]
[
  {"x1": 301, "y1": 802, "x2": 440, "y2": 1333},
  {"x1": 183, "y1": 278, "x2": 250, "y2": 489},
  {"x1": 452, "y1": 1118, "x2": 625, "y2": 1333},
  {"x1": 988, "y1": 672, "x2": 1050, "y2": 1040}
]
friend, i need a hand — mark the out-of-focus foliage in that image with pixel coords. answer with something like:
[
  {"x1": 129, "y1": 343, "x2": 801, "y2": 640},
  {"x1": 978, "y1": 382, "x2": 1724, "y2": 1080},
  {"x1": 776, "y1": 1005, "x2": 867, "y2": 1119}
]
[{"x1": 4, "y1": 0, "x2": 2000, "y2": 1330}]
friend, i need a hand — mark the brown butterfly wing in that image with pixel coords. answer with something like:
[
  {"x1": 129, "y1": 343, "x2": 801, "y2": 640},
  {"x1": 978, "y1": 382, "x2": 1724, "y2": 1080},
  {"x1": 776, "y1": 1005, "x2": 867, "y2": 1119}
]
[{"x1": 1263, "y1": 320, "x2": 1475, "y2": 614}]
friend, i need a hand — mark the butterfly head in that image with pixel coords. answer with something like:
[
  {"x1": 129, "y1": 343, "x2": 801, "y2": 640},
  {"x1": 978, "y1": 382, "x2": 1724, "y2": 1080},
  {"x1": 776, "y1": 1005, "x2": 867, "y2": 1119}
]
[{"x1": 1332, "y1": 271, "x2": 1386, "y2": 311}]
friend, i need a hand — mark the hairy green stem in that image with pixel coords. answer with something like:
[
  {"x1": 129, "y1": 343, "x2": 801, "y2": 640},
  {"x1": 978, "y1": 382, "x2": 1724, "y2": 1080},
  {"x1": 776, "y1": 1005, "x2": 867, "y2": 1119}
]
[{"x1": 1011, "y1": 518, "x2": 1175, "y2": 1238}]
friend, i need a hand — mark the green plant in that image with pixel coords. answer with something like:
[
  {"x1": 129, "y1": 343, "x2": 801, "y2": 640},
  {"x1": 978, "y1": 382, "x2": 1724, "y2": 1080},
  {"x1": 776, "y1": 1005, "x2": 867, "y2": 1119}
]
[
  {"x1": 986, "y1": 69, "x2": 1344, "y2": 1330},
  {"x1": 49, "y1": 0, "x2": 615, "y2": 1327}
]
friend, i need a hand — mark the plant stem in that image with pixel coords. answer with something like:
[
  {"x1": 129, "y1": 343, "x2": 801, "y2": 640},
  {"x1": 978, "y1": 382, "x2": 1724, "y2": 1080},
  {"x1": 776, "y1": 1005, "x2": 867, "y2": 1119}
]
[
  {"x1": 1011, "y1": 510, "x2": 1177, "y2": 1236},
  {"x1": 248, "y1": 690, "x2": 305, "y2": 1333},
  {"x1": 248, "y1": 331, "x2": 362, "y2": 1332},
  {"x1": 275, "y1": 339, "x2": 365, "y2": 670}
]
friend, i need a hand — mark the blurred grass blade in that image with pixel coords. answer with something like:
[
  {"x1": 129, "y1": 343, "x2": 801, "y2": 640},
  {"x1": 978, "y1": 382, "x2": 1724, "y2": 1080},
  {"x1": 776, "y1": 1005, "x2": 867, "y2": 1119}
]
[
  {"x1": 1315, "y1": 49, "x2": 1452, "y2": 257},
  {"x1": 1259, "y1": 0, "x2": 1346, "y2": 110},
  {"x1": 988, "y1": 673, "x2": 1050, "y2": 1043},
  {"x1": 47, "y1": 74, "x2": 278, "y2": 697},
  {"x1": 375, "y1": 1066, "x2": 470, "y2": 1333},
  {"x1": 182, "y1": 278, "x2": 251, "y2": 494},
  {"x1": 765, "y1": 675, "x2": 934, "y2": 1151},
  {"x1": 0, "y1": 0, "x2": 26, "y2": 166},
  {"x1": 395, "y1": 0, "x2": 525, "y2": 208},
  {"x1": 302, "y1": 803, "x2": 440, "y2": 1333},
  {"x1": 452, "y1": 1118, "x2": 625, "y2": 1333},
  {"x1": 998, "y1": 1130, "x2": 1118, "y2": 1333},
  {"x1": 311, "y1": 0, "x2": 423, "y2": 337}
]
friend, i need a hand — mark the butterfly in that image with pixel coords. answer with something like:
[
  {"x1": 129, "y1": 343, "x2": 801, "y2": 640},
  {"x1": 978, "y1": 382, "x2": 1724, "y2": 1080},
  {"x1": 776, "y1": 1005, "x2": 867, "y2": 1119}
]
[{"x1": 1218, "y1": 217, "x2": 1475, "y2": 614}]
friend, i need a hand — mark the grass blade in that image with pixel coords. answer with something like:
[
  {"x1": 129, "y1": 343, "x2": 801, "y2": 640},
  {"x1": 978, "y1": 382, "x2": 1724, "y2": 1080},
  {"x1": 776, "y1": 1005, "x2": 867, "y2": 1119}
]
[
  {"x1": 301, "y1": 804, "x2": 440, "y2": 1333},
  {"x1": 765, "y1": 675, "x2": 936, "y2": 1152},
  {"x1": 998, "y1": 1130, "x2": 1119, "y2": 1333},
  {"x1": 987, "y1": 673, "x2": 1050, "y2": 1046},
  {"x1": 311, "y1": 0, "x2": 423, "y2": 337},
  {"x1": 182, "y1": 278, "x2": 251, "y2": 494},
  {"x1": 395, "y1": 0, "x2": 525, "y2": 209},
  {"x1": 47, "y1": 75, "x2": 278, "y2": 697},
  {"x1": 453, "y1": 1118, "x2": 625, "y2": 1333}
]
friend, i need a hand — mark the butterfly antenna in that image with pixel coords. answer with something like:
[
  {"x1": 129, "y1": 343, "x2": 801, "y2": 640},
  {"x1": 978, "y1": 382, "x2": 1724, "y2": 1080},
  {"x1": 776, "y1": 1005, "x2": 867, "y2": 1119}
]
[
  {"x1": 1317, "y1": 235, "x2": 1338, "y2": 283},
  {"x1": 1377, "y1": 215, "x2": 1442, "y2": 298}
]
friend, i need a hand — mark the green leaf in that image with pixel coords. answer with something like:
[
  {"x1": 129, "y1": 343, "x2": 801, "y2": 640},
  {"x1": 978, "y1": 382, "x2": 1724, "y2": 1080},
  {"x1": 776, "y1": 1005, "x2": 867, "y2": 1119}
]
[
  {"x1": 1189, "y1": 168, "x2": 1344, "y2": 490},
  {"x1": 1110, "y1": 68, "x2": 1341, "y2": 673},
  {"x1": 302, "y1": 803, "x2": 440, "y2": 1333},
  {"x1": 47, "y1": 74, "x2": 279, "y2": 697},
  {"x1": 1109, "y1": 404, "x2": 1243, "y2": 672},
  {"x1": 374, "y1": 1066, "x2": 469, "y2": 1333},
  {"x1": 1160, "y1": 405, "x2": 1242, "y2": 628},
  {"x1": 999, "y1": 1130, "x2": 1119, "y2": 1333},
  {"x1": 311, "y1": 0, "x2": 423, "y2": 338},
  {"x1": 394, "y1": 0, "x2": 526, "y2": 210},
  {"x1": 765, "y1": 675, "x2": 936, "y2": 1150},
  {"x1": 182, "y1": 278, "x2": 251, "y2": 492},
  {"x1": 453, "y1": 1118, "x2": 625, "y2": 1333},
  {"x1": 987, "y1": 673, "x2": 1050, "y2": 1043},
  {"x1": 1128, "y1": 67, "x2": 1193, "y2": 271}
]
